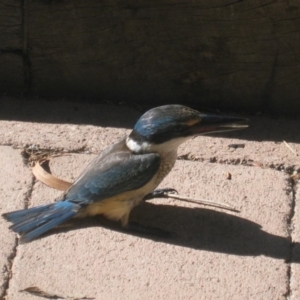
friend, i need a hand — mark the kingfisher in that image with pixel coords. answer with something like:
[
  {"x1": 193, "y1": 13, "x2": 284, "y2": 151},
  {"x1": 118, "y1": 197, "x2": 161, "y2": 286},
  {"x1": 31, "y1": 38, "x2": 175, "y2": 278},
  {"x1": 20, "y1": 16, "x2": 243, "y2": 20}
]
[{"x1": 2, "y1": 105, "x2": 247, "y2": 242}]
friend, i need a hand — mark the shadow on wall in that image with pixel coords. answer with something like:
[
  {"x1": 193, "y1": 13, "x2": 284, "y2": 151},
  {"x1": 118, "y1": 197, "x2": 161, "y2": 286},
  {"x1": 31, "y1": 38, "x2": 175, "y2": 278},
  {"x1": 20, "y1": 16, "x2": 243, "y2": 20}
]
[{"x1": 0, "y1": 97, "x2": 300, "y2": 143}]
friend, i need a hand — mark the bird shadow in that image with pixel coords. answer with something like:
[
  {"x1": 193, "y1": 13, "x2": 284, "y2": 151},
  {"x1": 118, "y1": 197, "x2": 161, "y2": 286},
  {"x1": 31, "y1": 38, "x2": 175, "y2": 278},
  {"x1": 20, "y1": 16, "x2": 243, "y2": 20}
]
[{"x1": 43, "y1": 201, "x2": 299, "y2": 263}]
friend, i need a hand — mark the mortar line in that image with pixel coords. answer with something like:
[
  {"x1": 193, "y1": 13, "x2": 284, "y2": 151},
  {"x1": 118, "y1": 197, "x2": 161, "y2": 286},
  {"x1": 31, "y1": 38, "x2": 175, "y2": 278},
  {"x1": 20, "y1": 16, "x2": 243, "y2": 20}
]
[
  {"x1": 0, "y1": 236, "x2": 18, "y2": 300},
  {"x1": 25, "y1": 175, "x2": 36, "y2": 209},
  {"x1": 1, "y1": 174, "x2": 35, "y2": 300},
  {"x1": 0, "y1": 141, "x2": 297, "y2": 175},
  {"x1": 1, "y1": 141, "x2": 298, "y2": 174},
  {"x1": 177, "y1": 155, "x2": 298, "y2": 174},
  {"x1": 284, "y1": 177, "x2": 297, "y2": 299},
  {"x1": 10, "y1": 141, "x2": 299, "y2": 173}
]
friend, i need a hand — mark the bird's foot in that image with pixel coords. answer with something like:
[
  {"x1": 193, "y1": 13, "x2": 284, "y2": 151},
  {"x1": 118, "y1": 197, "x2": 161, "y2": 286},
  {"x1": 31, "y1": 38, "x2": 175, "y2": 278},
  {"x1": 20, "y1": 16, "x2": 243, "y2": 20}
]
[
  {"x1": 144, "y1": 188, "x2": 178, "y2": 201},
  {"x1": 127, "y1": 222, "x2": 176, "y2": 238}
]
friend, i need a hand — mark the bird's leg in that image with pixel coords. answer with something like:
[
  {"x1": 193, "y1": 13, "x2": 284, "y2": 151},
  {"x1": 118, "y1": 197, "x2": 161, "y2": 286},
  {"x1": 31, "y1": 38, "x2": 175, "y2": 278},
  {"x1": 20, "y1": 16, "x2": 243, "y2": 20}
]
[
  {"x1": 143, "y1": 188, "x2": 178, "y2": 201},
  {"x1": 126, "y1": 222, "x2": 175, "y2": 238}
]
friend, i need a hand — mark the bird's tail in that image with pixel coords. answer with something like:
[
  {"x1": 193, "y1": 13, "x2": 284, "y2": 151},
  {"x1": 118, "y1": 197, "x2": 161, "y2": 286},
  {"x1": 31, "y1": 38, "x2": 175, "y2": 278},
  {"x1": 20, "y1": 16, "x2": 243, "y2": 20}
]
[{"x1": 2, "y1": 201, "x2": 80, "y2": 242}]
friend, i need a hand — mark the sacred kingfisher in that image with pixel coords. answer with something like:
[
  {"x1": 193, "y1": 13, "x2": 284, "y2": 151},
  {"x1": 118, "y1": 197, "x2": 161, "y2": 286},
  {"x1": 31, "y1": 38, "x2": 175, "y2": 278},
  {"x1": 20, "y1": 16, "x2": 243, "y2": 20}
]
[{"x1": 2, "y1": 105, "x2": 247, "y2": 242}]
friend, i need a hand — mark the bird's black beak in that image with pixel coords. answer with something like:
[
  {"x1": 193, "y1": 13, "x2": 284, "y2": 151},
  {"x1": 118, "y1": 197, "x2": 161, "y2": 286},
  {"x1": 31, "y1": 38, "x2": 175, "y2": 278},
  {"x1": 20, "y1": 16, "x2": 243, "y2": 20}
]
[{"x1": 192, "y1": 113, "x2": 248, "y2": 135}]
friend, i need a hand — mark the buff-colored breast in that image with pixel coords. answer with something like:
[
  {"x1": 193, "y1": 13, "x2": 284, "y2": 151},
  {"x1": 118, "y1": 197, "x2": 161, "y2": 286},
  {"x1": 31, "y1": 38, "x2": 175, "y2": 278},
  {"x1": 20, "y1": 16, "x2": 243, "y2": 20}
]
[{"x1": 78, "y1": 150, "x2": 178, "y2": 226}]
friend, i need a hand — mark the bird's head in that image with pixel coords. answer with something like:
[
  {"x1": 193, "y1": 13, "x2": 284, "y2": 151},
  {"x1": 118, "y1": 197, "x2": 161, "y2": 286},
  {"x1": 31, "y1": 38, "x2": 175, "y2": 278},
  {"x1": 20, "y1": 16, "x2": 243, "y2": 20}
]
[{"x1": 126, "y1": 105, "x2": 248, "y2": 153}]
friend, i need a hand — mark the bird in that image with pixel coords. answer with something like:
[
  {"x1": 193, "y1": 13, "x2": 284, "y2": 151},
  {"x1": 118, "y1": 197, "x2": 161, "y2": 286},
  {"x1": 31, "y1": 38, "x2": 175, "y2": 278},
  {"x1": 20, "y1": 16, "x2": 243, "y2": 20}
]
[{"x1": 2, "y1": 105, "x2": 247, "y2": 242}]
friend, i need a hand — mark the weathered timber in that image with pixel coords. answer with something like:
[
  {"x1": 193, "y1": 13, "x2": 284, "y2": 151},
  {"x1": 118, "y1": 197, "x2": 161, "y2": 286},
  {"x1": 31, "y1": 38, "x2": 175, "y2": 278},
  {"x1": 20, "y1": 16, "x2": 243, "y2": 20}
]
[
  {"x1": 0, "y1": 53, "x2": 25, "y2": 93},
  {"x1": 28, "y1": 0, "x2": 300, "y2": 114},
  {"x1": 0, "y1": 0, "x2": 23, "y2": 50},
  {"x1": 1, "y1": 0, "x2": 300, "y2": 114},
  {"x1": 0, "y1": 0, "x2": 24, "y2": 94}
]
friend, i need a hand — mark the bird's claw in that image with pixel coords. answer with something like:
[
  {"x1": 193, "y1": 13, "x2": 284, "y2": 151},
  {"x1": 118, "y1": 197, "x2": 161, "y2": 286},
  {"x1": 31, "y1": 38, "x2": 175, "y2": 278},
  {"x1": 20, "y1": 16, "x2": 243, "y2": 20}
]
[{"x1": 144, "y1": 188, "x2": 178, "y2": 201}]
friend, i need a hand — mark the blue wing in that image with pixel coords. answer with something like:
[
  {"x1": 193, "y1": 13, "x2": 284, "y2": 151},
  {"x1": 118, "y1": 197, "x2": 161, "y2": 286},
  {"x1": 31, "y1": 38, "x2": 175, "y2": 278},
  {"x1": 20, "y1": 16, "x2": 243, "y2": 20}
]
[{"x1": 63, "y1": 140, "x2": 161, "y2": 205}]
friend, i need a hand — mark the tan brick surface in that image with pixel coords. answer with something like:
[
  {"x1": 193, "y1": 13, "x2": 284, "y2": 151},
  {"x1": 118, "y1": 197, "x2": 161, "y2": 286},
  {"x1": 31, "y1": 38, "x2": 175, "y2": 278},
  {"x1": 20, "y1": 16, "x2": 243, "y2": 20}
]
[{"x1": 0, "y1": 97, "x2": 299, "y2": 300}]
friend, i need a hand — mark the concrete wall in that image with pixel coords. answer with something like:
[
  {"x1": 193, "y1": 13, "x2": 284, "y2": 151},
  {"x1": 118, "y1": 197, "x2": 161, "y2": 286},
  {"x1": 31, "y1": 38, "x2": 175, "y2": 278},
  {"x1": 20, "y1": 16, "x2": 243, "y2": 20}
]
[{"x1": 1, "y1": 0, "x2": 300, "y2": 115}]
